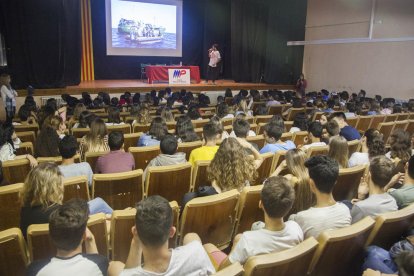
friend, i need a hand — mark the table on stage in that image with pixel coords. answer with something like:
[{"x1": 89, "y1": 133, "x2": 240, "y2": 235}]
[{"x1": 145, "y1": 65, "x2": 201, "y2": 84}]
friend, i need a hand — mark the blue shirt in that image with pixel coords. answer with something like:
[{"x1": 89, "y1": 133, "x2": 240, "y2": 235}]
[
  {"x1": 340, "y1": 126, "x2": 361, "y2": 141},
  {"x1": 137, "y1": 134, "x2": 161, "y2": 147},
  {"x1": 260, "y1": 140, "x2": 296, "y2": 154}
]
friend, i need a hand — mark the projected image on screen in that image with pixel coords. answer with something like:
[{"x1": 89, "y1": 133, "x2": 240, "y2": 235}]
[{"x1": 106, "y1": 0, "x2": 183, "y2": 57}]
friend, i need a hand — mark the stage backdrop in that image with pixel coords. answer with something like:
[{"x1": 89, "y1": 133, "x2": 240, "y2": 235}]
[{"x1": 0, "y1": 0, "x2": 306, "y2": 88}]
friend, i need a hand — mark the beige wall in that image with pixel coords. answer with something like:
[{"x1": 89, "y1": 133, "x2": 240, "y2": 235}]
[{"x1": 303, "y1": 0, "x2": 414, "y2": 100}]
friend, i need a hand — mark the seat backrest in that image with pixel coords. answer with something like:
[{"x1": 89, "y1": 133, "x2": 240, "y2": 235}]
[
  {"x1": 378, "y1": 122, "x2": 395, "y2": 144},
  {"x1": 16, "y1": 131, "x2": 36, "y2": 145},
  {"x1": 246, "y1": 135, "x2": 265, "y2": 149},
  {"x1": 0, "y1": 228, "x2": 29, "y2": 275},
  {"x1": 111, "y1": 201, "x2": 179, "y2": 262},
  {"x1": 257, "y1": 123, "x2": 266, "y2": 135},
  {"x1": 267, "y1": 105, "x2": 283, "y2": 116},
  {"x1": 286, "y1": 108, "x2": 305, "y2": 121},
  {"x1": 235, "y1": 185, "x2": 263, "y2": 235},
  {"x1": 244, "y1": 237, "x2": 319, "y2": 276},
  {"x1": 15, "y1": 141, "x2": 34, "y2": 156},
  {"x1": 397, "y1": 113, "x2": 410, "y2": 121},
  {"x1": 133, "y1": 123, "x2": 151, "y2": 133},
  {"x1": 369, "y1": 115, "x2": 386, "y2": 129},
  {"x1": 71, "y1": 127, "x2": 90, "y2": 138},
  {"x1": 2, "y1": 158, "x2": 31, "y2": 184},
  {"x1": 309, "y1": 217, "x2": 375, "y2": 276},
  {"x1": 177, "y1": 141, "x2": 202, "y2": 159},
  {"x1": 123, "y1": 133, "x2": 142, "y2": 152},
  {"x1": 366, "y1": 204, "x2": 414, "y2": 249},
  {"x1": 85, "y1": 213, "x2": 109, "y2": 257},
  {"x1": 213, "y1": 262, "x2": 244, "y2": 276},
  {"x1": 14, "y1": 124, "x2": 39, "y2": 134},
  {"x1": 406, "y1": 120, "x2": 414, "y2": 136},
  {"x1": 180, "y1": 189, "x2": 240, "y2": 249},
  {"x1": 107, "y1": 124, "x2": 131, "y2": 134},
  {"x1": 356, "y1": 116, "x2": 373, "y2": 133},
  {"x1": 384, "y1": 114, "x2": 398, "y2": 122},
  {"x1": 333, "y1": 165, "x2": 366, "y2": 201},
  {"x1": 85, "y1": 151, "x2": 108, "y2": 173},
  {"x1": 271, "y1": 150, "x2": 287, "y2": 172},
  {"x1": 292, "y1": 131, "x2": 308, "y2": 147},
  {"x1": 0, "y1": 183, "x2": 23, "y2": 231},
  {"x1": 63, "y1": 176, "x2": 90, "y2": 202},
  {"x1": 146, "y1": 163, "x2": 192, "y2": 205},
  {"x1": 255, "y1": 115, "x2": 273, "y2": 124},
  {"x1": 347, "y1": 140, "x2": 361, "y2": 157},
  {"x1": 192, "y1": 160, "x2": 211, "y2": 191},
  {"x1": 129, "y1": 146, "x2": 161, "y2": 170},
  {"x1": 347, "y1": 117, "x2": 358, "y2": 128},
  {"x1": 221, "y1": 118, "x2": 233, "y2": 127},
  {"x1": 280, "y1": 132, "x2": 293, "y2": 142},
  {"x1": 192, "y1": 119, "x2": 210, "y2": 129},
  {"x1": 393, "y1": 120, "x2": 408, "y2": 131},
  {"x1": 284, "y1": 121, "x2": 293, "y2": 132},
  {"x1": 306, "y1": 145, "x2": 329, "y2": 158},
  {"x1": 93, "y1": 169, "x2": 144, "y2": 210},
  {"x1": 254, "y1": 153, "x2": 274, "y2": 185}
]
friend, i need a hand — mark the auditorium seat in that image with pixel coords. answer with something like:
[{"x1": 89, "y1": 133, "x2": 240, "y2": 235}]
[
  {"x1": 166, "y1": 122, "x2": 177, "y2": 131},
  {"x1": 132, "y1": 123, "x2": 150, "y2": 133},
  {"x1": 14, "y1": 124, "x2": 39, "y2": 134},
  {"x1": 308, "y1": 216, "x2": 375, "y2": 276},
  {"x1": 177, "y1": 141, "x2": 202, "y2": 159},
  {"x1": 267, "y1": 105, "x2": 283, "y2": 116},
  {"x1": 347, "y1": 140, "x2": 361, "y2": 157},
  {"x1": 369, "y1": 115, "x2": 386, "y2": 129},
  {"x1": 213, "y1": 262, "x2": 244, "y2": 276},
  {"x1": 123, "y1": 133, "x2": 142, "y2": 152},
  {"x1": 246, "y1": 134, "x2": 265, "y2": 149},
  {"x1": 284, "y1": 121, "x2": 294, "y2": 132},
  {"x1": 245, "y1": 116, "x2": 255, "y2": 124},
  {"x1": 84, "y1": 213, "x2": 109, "y2": 257},
  {"x1": 384, "y1": 114, "x2": 398, "y2": 123},
  {"x1": 280, "y1": 132, "x2": 293, "y2": 142},
  {"x1": 71, "y1": 127, "x2": 90, "y2": 139},
  {"x1": 251, "y1": 102, "x2": 266, "y2": 113},
  {"x1": 2, "y1": 158, "x2": 31, "y2": 184},
  {"x1": 292, "y1": 131, "x2": 308, "y2": 147},
  {"x1": 377, "y1": 122, "x2": 394, "y2": 144},
  {"x1": 192, "y1": 160, "x2": 211, "y2": 191},
  {"x1": 63, "y1": 176, "x2": 90, "y2": 202},
  {"x1": 0, "y1": 228, "x2": 29, "y2": 275},
  {"x1": 192, "y1": 119, "x2": 210, "y2": 129},
  {"x1": 111, "y1": 201, "x2": 179, "y2": 262},
  {"x1": 393, "y1": 120, "x2": 409, "y2": 131},
  {"x1": 347, "y1": 117, "x2": 358, "y2": 128},
  {"x1": 0, "y1": 183, "x2": 23, "y2": 231},
  {"x1": 397, "y1": 113, "x2": 410, "y2": 121},
  {"x1": 256, "y1": 123, "x2": 266, "y2": 135},
  {"x1": 85, "y1": 151, "x2": 108, "y2": 173},
  {"x1": 306, "y1": 145, "x2": 329, "y2": 158},
  {"x1": 333, "y1": 165, "x2": 366, "y2": 201},
  {"x1": 366, "y1": 204, "x2": 414, "y2": 249},
  {"x1": 15, "y1": 141, "x2": 34, "y2": 156},
  {"x1": 221, "y1": 118, "x2": 233, "y2": 127},
  {"x1": 312, "y1": 112, "x2": 324, "y2": 122},
  {"x1": 406, "y1": 119, "x2": 414, "y2": 136},
  {"x1": 194, "y1": 127, "x2": 203, "y2": 138},
  {"x1": 254, "y1": 153, "x2": 274, "y2": 185},
  {"x1": 107, "y1": 124, "x2": 131, "y2": 134},
  {"x1": 235, "y1": 185, "x2": 263, "y2": 235},
  {"x1": 16, "y1": 131, "x2": 36, "y2": 145},
  {"x1": 129, "y1": 146, "x2": 161, "y2": 170},
  {"x1": 356, "y1": 116, "x2": 373, "y2": 133},
  {"x1": 271, "y1": 150, "x2": 287, "y2": 172},
  {"x1": 244, "y1": 237, "x2": 319, "y2": 276},
  {"x1": 255, "y1": 115, "x2": 273, "y2": 125},
  {"x1": 180, "y1": 189, "x2": 239, "y2": 249},
  {"x1": 92, "y1": 169, "x2": 144, "y2": 210},
  {"x1": 145, "y1": 163, "x2": 192, "y2": 205},
  {"x1": 285, "y1": 108, "x2": 305, "y2": 121}
]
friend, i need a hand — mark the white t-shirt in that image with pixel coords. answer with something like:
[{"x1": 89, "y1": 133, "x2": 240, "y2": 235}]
[
  {"x1": 228, "y1": 221, "x2": 304, "y2": 265},
  {"x1": 301, "y1": 142, "x2": 326, "y2": 151},
  {"x1": 229, "y1": 130, "x2": 256, "y2": 138},
  {"x1": 0, "y1": 85, "x2": 17, "y2": 106},
  {"x1": 348, "y1": 152, "x2": 369, "y2": 167},
  {"x1": 289, "y1": 127, "x2": 301, "y2": 134},
  {"x1": 289, "y1": 202, "x2": 351, "y2": 239},
  {"x1": 120, "y1": 241, "x2": 215, "y2": 276},
  {"x1": 208, "y1": 50, "x2": 221, "y2": 67},
  {"x1": 0, "y1": 143, "x2": 16, "y2": 161},
  {"x1": 351, "y1": 193, "x2": 398, "y2": 224}
]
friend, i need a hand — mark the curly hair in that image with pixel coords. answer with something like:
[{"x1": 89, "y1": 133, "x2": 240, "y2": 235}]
[
  {"x1": 207, "y1": 138, "x2": 257, "y2": 191},
  {"x1": 363, "y1": 129, "x2": 385, "y2": 158},
  {"x1": 389, "y1": 129, "x2": 412, "y2": 164},
  {"x1": 137, "y1": 103, "x2": 152, "y2": 125}
]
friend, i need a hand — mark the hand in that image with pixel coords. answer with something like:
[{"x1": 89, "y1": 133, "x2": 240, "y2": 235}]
[
  {"x1": 357, "y1": 175, "x2": 369, "y2": 200},
  {"x1": 385, "y1": 172, "x2": 405, "y2": 191},
  {"x1": 27, "y1": 155, "x2": 38, "y2": 168},
  {"x1": 351, "y1": 198, "x2": 360, "y2": 204}
]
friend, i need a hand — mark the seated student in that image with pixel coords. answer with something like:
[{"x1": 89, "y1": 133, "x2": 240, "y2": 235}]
[
  {"x1": 301, "y1": 121, "x2": 326, "y2": 151},
  {"x1": 330, "y1": 112, "x2": 361, "y2": 141},
  {"x1": 260, "y1": 124, "x2": 296, "y2": 154},
  {"x1": 36, "y1": 115, "x2": 67, "y2": 157},
  {"x1": 189, "y1": 122, "x2": 220, "y2": 166},
  {"x1": 108, "y1": 196, "x2": 215, "y2": 276},
  {"x1": 204, "y1": 176, "x2": 304, "y2": 269},
  {"x1": 289, "y1": 156, "x2": 351, "y2": 239},
  {"x1": 351, "y1": 156, "x2": 398, "y2": 223},
  {"x1": 348, "y1": 129, "x2": 385, "y2": 167},
  {"x1": 289, "y1": 112, "x2": 308, "y2": 134},
  {"x1": 106, "y1": 107, "x2": 125, "y2": 126},
  {"x1": 95, "y1": 131, "x2": 135, "y2": 174},
  {"x1": 389, "y1": 155, "x2": 414, "y2": 209},
  {"x1": 17, "y1": 104, "x2": 37, "y2": 125},
  {"x1": 137, "y1": 117, "x2": 168, "y2": 147},
  {"x1": 58, "y1": 135, "x2": 93, "y2": 186},
  {"x1": 26, "y1": 199, "x2": 108, "y2": 276},
  {"x1": 229, "y1": 119, "x2": 259, "y2": 152}
]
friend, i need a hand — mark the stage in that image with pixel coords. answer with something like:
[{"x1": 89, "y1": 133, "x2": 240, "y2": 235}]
[{"x1": 16, "y1": 79, "x2": 295, "y2": 96}]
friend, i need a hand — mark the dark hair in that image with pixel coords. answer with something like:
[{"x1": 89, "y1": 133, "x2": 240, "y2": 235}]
[
  {"x1": 408, "y1": 155, "x2": 414, "y2": 182},
  {"x1": 269, "y1": 115, "x2": 285, "y2": 129},
  {"x1": 292, "y1": 112, "x2": 308, "y2": 131},
  {"x1": 148, "y1": 117, "x2": 168, "y2": 141},
  {"x1": 395, "y1": 251, "x2": 414, "y2": 276},
  {"x1": 254, "y1": 105, "x2": 268, "y2": 116},
  {"x1": 233, "y1": 119, "x2": 250, "y2": 138},
  {"x1": 160, "y1": 134, "x2": 178, "y2": 155},
  {"x1": 18, "y1": 105, "x2": 31, "y2": 122},
  {"x1": 326, "y1": 120, "x2": 340, "y2": 136},
  {"x1": 363, "y1": 129, "x2": 385, "y2": 158},
  {"x1": 78, "y1": 111, "x2": 92, "y2": 128},
  {"x1": 264, "y1": 124, "x2": 283, "y2": 141},
  {"x1": 59, "y1": 135, "x2": 78, "y2": 159},
  {"x1": 49, "y1": 199, "x2": 89, "y2": 251},
  {"x1": 330, "y1": 112, "x2": 347, "y2": 121},
  {"x1": 261, "y1": 176, "x2": 295, "y2": 218},
  {"x1": 107, "y1": 107, "x2": 121, "y2": 124},
  {"x1": 217, "y1": 103, "x2": 230, "y2": 119},
  {"x1": 369, "y1": 156, "x2": 395, "y2": 188},
  {"x1": 389, "y1": 129, "x2": 412, "y2": 164},
  {"x1": 305, "y1": 156, "x2": 339, "y2": 193},
  {"x1": 108, "y1": 131, "x2": 124, "y2": 151},
  {"x1": 327, "y1": 99, "x2": 335, "y2": 109},
  {"x1": 175, "y1": 116, "x2": 199, "y2": 142},
  {"x1": 308, "y1": 121, "x2": 323, "y2": 138},
  {"x1": 135, "y1": 196, "x2": 173, "y2": 248},
  {"x1": 188, "y1": 107, "x2": 201, "y2": 120},
  {"x1": 202, "y1": 122, "x2": 219, "y2": 141}
]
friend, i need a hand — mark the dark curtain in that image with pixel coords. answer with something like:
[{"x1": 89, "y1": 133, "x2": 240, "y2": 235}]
[{"x1": 0, "y1": 0, "x2": 81, "y2": 89}]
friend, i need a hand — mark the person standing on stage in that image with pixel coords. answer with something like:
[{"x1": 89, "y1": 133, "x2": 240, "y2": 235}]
[
  {"x1": 206, "y1": 44, "x2": 221, "y2": 85},
  {"x1": 296, "y1": 73, "x2": 307, "y2": 98},
  {"x1": 0, "y1": 74, "x2": 18, "y2": 123}
]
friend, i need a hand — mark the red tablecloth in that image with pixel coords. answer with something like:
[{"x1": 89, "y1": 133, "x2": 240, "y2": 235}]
[{"x1": 146, "y1": 66, "x2": 201, "y2": 84}]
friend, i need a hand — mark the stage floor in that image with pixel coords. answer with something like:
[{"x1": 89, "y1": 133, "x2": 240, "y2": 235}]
[{"x1": 18, "y1": 79, "x2": 295, "y2": 96}]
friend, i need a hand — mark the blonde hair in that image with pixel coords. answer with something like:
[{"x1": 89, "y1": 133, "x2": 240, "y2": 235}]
[
  {"x1": 208, "y1": 138, "x2": 257, "y2": 191},
  {"x1": 285, "y1": 149, "x2": 314, "y2": 214},
  {"x1": 138, "y1": 103, "x2": 151, "y2": 125},
  {"x1": 238, "y1": 99, "x2": 249, "y2": 114},
  {"x1": 20, "y1": 162, "x2": 64, "y2": 208},
  {"x1": 82, "y1": 118, "x2": 109, "y2": 156},
  {"x1": 0, "y1": 73, "x2": 10, "y2": 86},
  {"x1": 328, "y1": 136, "x2": 349, "y2": 168}
]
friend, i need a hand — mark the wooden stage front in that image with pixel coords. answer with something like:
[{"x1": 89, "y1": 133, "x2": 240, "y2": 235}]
[{"x1": 17, "y1": 79, "x2": 295, "y2": 96}]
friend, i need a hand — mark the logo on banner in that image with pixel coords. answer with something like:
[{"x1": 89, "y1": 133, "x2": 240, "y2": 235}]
[
  {"x1": 168, "y1": 69, "x2": 190, "y2": 84},
  {"x1": 173, "y1": 70, "x2": 187, "y2": 78}
]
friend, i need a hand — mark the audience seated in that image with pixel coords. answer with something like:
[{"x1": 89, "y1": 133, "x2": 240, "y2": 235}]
[
  {"x1": 289, "y1": 112, "x2": 308, "y2": 133},
  {"x1": 26, "y1": 199, "x2": 109, "y2": 275},
  {"x1": 230, "y1": 119, "x2": 259, "y2": 151},
  {"x1": 189, "y1": 122, "x2": 220, "y2": 166},
  {"x1": 386, "y1": 129, "x2": 413, "y2": 173},
  {"x1": 137, "y1": 117, "x2": 168, "y2": 147},
  {"x1": 108, "y1": 196, "x2": 215, "y2": 275},
  {"x1": 328, "y1": 136, "x2": 349, "y2": 168},
  {"x1": 301, "y1": 121, "x2": 326, "y2": 150},
  {"x1": 210, "y1": 116, "x2": 230, "y2": 140},
  {"x1": 289, "y1": 155, "x2": 351, "y2": 239},
  {"x1": 80, "y1": 118, "x2": 110, "y2": 160},
  {"x1": 330, "y1": 112, "x2": 361, "y2": 141},
  {"x1": 175, "y1": 115, "x2": 200, "y2": 143},
  {"x1": 349, "y1": 129, "x2": 385, "y2": 167},
  {"x1": 389, "y1": 155, "x2": 414, "y2": 209},
  {"x1": 350, "y1": 156, "x2": 398, "y2": 224},
  {"x1": 35, "y1": 115, "x2": 66, "y2": 157},
  {"x1": 260, "y1": 124, "x2": 296, "y2": 154},
  {"x1": 58, "y1": 135, "x2": 93, "y2": 186},
  {"x1": 106, "y1": 107, "x2": 125, "y2": 126}
]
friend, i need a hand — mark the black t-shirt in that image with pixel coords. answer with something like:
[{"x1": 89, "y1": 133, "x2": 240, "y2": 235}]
[{"x1": 20, "y1": 204, "x2": 60, "y2": 238}]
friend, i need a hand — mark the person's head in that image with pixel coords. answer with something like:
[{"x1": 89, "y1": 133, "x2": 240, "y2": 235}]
[
  {"x1": 175, "y1": 115, "x2": 199, "y2": 142},
  {"x1": 305, "y1": 156, "x2": 339, "y2": 194},
  {"x1": 292, "y1": 112, "x2": 308, "y2": 131},
  {"x1": 188, "y1": 107, "x2": 201, "y2": 120},
  {"x1": 326, "y1": 119, "x2": 340, "y2": 137},
  {"x1": 59, "y1": 135, "x2": 78, "y2": 159},
  {"x1": 108, "y1": 131, "x2": 124, "y2": 151},
  {"x1": 328, "y1": 136, "x2": 349, "y2": 168},
  {"x1": 269, "y1": 115, "x2": 285, "y2": 129},
  {"x1": 107, "y1": 107, "x2": 121, "y2": 124},
  {"x1": 406, "y1": 155, "x2": 414, "y2": 181},
  {"x1": 326, "y1": 99, "x2": 335, "y2": 109},
  {"x1": 73, "y1": 104, "x2": 87, "y2": 120},
  {"x1": 160, "y1": 134, "x2": 178, "y2": 155},
  {"x1": 330, "y1": 112, "x2": 347, "y2": 128},
  {"x1": 160, "y1": 108, "x2": 174, "y2": 123},
  {"x1": 389, "y1": 129, "x2": 412, "y2": 163},
  {"x1": 44, "y1": 115, "x2": 66, "y2": 135},
  {"x1": 238, "y1": 99, "x2": 248, "y2": 113},
  {"x1": 232, "y1": 119, "x2": 250, "y2": 138},
  {"x1": 202, "y1": 121, "x2": 220, "y2": 143},
  {"x1": 394, "y1": 251, "x2": 414, "y2": 276},
  {"x1": 138, "y1": 103, "x2": 151, "y2": 125},
  {"x1": 260, "y1": 176, "x2": 295, "y2": 218},
  {"x1": 319, "y1": 114, "x2": 328, "y2": 126},
  {"x1": 362, "y1": 129, "x2": 385, "y2": 158},
  {"x1": 89, "y1": 118, "x2": 107, "y2": 140},
  {"x1": 0, "y1": 73, "x2": 11, "y2": 86},
  {"x1": 308, "y1": 121, "x2": 323, "y2": 140},
  {"x1": 20, "y1": 162, "x2": 63, "y2": 208},
  {"x1": 78, "y1": 111, "x2": 92, "y2": 128},
  {"x1": 212, "y1": 44, "x2": 218, "y2": 50},
  {"x1": 369, "y1": 156, "x2": 395, "y2": 188},
  {"x1": 17, "y1": 105, "x2": 31, "y2": 122},
  {"x1": 148, "y1": 117, "x2": 168, "y2": 141},
  {"x1": 49, "y1": 199, "x2": 89, "y2": 251},
  {"x1": 135, "y1": 196, "x2": 174, "y2": 248},
  {"x1": 263, "y1": 124, "x2": 283, "y2": 144},
  {"x1": 217, "y1": 103, "x2": 230, "y2": 119},
  {"x1": 208, "y1": 138, "x2": 257, "y2": 191}
]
